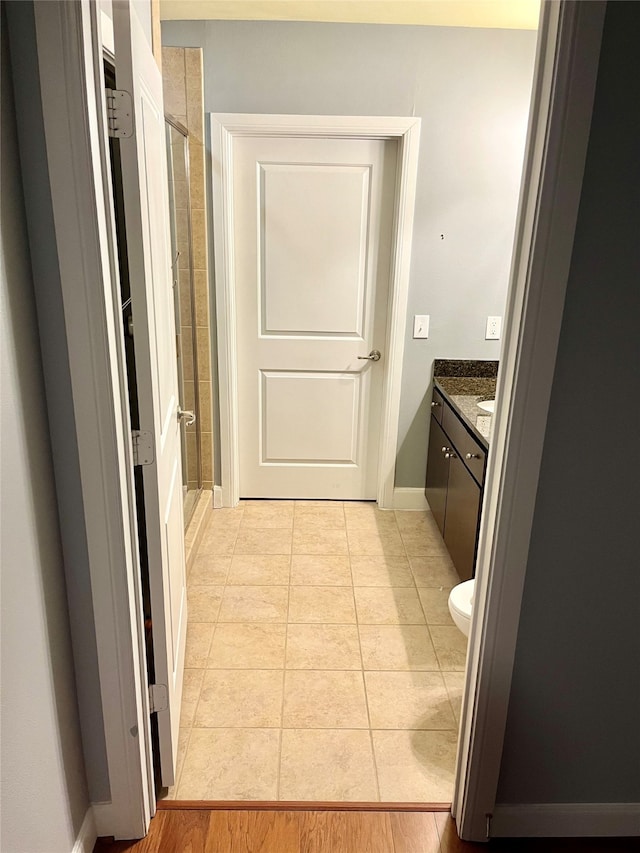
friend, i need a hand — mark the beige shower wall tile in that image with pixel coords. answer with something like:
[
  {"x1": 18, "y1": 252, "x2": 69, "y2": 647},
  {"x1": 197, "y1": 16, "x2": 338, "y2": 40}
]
[
  {"x1": 191, "y1": 208, "x2": 207, "y2": 270},
  {"x1": 170, "y1": 140, "x2": 187, "y2": 181},
  {"x1": 200, "y1": 431, "x2": 213, "y2": 483},
  {"x1": 185, "y1": 47, "x2": 203, "y2": 78},
  {"x1": 162, "y1": 47, "x2": 186, "y2": 116},
  {"x1": 186, "y1": 432, "x2": 197, "y2": 482},
  {"x1": 178, "y1": 269, "x2": 192, "y2": 325},
  {"x1": 198, "y1": 380, "x2": 212, "y2": 432},
  {"x1": 172, "y1": 178, "x2": 188, "y2": 210},
  {"x1": 182, "y1": 379, "x2": 195, "y2": 411},
  {"x1": 196, "y1": 324, "x2": 211, "y2": 379},
  {"x1": 193, "y1": 270, "x2": 210, "y2": 326},
  {"x1": 180, "y1": 325, "x2": 194, "y2": 380},
  {"x1": 186, "y1": 70, "x2": 204, "y2": 143},
  {"x1": 189, "y1": 142, "x2": 205, "y2": 208}
]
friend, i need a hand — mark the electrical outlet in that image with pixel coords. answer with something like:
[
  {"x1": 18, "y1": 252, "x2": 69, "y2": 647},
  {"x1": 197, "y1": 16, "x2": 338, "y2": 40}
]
[
  {"x1": 485, "y1": 315, "x2": 502, "y2": 340},
  {"x1": 413, "y1": 314, "x2": 430, "y2": 339}
]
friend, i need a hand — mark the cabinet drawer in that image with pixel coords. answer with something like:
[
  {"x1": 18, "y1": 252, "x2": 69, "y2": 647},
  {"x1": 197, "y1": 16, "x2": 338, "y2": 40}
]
[
  {"x1": 430, "y1": 387, "x2": 445, "y2": 424},
  {"x1": 442, "y1": 404, "x2": 486, "y2": 486}
]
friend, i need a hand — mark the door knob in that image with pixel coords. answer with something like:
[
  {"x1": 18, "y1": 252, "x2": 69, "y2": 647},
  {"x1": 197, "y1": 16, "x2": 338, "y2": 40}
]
[
  {"x1": 177, "y1": 407, "x2": 196, "y2": 426},
  {"x1": 358, "y1": 349, "x2": 381, "y2": 362}
]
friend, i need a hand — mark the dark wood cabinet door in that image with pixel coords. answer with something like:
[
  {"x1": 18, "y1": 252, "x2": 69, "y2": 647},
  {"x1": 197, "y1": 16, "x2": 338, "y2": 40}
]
[
  {"x1": 444, "y1": 454, "x2": 481, "y2": 581},
  {"x1": 425, "y1": 417, "x2": 449, "y2": 534}
]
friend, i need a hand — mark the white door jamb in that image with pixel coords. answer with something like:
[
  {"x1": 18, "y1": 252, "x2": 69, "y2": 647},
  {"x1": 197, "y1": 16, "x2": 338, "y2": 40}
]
[
  {"x1": 27, "y1": 0, "x2": 154, "y2": 839},
  {"x1": 453, "y1": 1, "x2": 606, "y2": 840},
  {"x1": 211, "y1": 114, "x2": 421, "y2": 509}
]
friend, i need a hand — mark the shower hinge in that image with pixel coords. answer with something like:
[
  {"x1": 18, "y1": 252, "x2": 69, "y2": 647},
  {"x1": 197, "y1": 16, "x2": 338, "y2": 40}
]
[
  {"x1": 148, "y1": 683, "x2": 168, "y2": 714},
  {"x1": 105, "y1": 88, "x2": 134, "y2": 138},
  {"x1": 132, "y1": 430, "x2": 154, "y2": 466}
]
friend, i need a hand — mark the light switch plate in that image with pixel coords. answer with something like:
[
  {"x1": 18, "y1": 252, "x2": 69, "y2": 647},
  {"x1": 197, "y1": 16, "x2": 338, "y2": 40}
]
[
  {"x1": 485, "y1": 316, "x2": 502, "y2": 340},
  {"x1": 413, "y1": 314, "x2": 430, "y2": 338}
]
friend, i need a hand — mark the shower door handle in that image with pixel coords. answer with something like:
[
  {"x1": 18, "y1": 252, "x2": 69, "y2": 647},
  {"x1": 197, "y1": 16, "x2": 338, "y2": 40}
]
[{"x1": 177, "y1": 407, "x2": 196, "y2": 426}]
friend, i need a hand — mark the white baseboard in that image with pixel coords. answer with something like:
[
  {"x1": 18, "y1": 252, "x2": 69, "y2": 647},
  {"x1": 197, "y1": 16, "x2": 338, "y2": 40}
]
[
  {"x1": 73, "y1": 808, "x2": 97, "y2": 853},
  {"x1": 491, "y1": 803, "x2": 640, "y2": 837},
  {"x1": 392, "y1": 487, "x2": 429, "y2": 510},
  {"x1": 92, "y1": 801, "x2": 113, "y2": 839},
  {"x1": 213, "y1": 485, "x2": 223, "y2": 508}
]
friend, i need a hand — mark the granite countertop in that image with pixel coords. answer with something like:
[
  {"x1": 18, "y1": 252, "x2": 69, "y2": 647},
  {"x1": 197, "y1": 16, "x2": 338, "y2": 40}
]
[{"x1": 433, "y1": 360, "x2": 498, "y2": 447}]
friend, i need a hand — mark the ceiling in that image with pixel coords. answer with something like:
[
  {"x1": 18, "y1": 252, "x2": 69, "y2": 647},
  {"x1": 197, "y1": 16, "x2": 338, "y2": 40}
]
[{"x1": 159, "y1": 1, "x2": 541, "y2": 30}]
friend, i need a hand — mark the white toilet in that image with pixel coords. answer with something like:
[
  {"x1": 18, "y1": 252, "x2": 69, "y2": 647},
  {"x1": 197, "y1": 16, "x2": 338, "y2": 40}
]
[{"x1": 448, "y1": 578, "x2": 475, "y2": 637}]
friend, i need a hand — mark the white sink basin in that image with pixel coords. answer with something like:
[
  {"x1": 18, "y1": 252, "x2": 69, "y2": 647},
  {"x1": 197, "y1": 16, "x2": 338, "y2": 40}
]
[{"x1": 477, "y1": 399, "x2": 495, "y2": 413}]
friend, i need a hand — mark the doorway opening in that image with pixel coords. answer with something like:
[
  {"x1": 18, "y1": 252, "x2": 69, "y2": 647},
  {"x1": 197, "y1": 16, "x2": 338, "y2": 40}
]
[{"x1": 156, "y1": 14, "x2": 539, "y2": 809}]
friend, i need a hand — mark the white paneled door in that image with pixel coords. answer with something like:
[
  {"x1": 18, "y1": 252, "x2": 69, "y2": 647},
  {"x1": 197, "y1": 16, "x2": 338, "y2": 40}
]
[
  {"x1": 233, "y1": 134, "x2": 398, "y2": 499},
  {"x1": 113, "y1": 2, "x2": 187, "y2": 787}
]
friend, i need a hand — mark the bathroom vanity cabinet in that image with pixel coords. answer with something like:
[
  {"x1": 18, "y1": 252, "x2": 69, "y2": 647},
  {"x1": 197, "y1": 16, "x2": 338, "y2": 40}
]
[{"x1": 425, "y1": 384, "x2": 488, "y2": 582}]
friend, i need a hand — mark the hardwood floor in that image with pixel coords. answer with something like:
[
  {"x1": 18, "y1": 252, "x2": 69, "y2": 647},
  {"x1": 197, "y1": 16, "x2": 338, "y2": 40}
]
[{"x1": 93, "y1": 809, "x2": 636, "y2": 852}]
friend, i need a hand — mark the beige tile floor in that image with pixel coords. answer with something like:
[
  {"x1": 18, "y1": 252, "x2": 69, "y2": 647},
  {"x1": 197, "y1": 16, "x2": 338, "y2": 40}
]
[{"x1": 163, "y1": 500, "x2": 467, "y2": 803}]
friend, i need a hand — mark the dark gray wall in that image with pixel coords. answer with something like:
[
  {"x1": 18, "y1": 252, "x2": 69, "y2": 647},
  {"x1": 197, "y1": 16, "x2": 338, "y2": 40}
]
[
  {"x1": 497, "y1": 0, "x2": 640, "y2": 805},
  {"x1": 162, "y1": 19, "x2": 537, "y2": 488},
  {"x1": 1, "y1": 9, "x2": 90, "y2": 849},
  {"x1": 6, "y1": 1, "x2": 111, "y2": 804}
]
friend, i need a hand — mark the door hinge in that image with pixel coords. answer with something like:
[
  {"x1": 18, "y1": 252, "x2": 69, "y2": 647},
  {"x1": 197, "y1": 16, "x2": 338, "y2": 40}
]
[
  {"x1": 486, "y1": 813, "x2": 493, "y2": 840},
  {"x1": 132, "y1": 430, "x2": 154, "y2": 466},
  {"x1": 148, "y1": 683, "x2": 168, "y2": 714},
  {"x1": 105, "y1": 88, "x2": 134, "y2": 138}
]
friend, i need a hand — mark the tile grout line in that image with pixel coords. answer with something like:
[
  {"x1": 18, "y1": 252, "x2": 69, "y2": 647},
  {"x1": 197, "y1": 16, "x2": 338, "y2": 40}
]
[{"x1": 351, "y1": 546, "x2": 382, "y2": 802}]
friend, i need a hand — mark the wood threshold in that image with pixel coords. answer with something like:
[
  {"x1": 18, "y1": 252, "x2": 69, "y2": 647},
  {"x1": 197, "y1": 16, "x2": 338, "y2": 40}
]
[{"x1": 157, "y1": 799, "x2": 451, "y2": 812}]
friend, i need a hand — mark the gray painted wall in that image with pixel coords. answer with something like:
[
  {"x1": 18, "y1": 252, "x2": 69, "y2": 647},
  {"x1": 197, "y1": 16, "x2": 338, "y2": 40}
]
[
  {"x1": 6, "y1": 0, "x2": 111, "y2": 804},
  {"x1": 0, "y1": 12, "x2": 90, "y2": 850},
  {"x1": 497, "y1": 0, "x2": 640, "y2": 805},
  {"x1": 161, "y1": 19, "x2": 537, "y2": 488}
]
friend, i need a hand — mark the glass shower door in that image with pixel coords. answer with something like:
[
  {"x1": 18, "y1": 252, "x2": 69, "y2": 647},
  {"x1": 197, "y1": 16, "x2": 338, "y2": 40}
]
[{"x1": 165, "y1": 117, "x2": 201, "y2": 526}]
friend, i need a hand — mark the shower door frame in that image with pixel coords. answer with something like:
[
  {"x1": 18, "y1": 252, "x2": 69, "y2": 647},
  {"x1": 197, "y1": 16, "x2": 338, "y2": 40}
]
[{"x1": 165, "y1": 114, "x2": 203, "y2": 526}]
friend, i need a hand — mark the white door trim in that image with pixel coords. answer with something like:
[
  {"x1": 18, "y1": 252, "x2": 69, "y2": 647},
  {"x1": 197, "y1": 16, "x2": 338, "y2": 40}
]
[
  {"x1": 211, "y1": 113, "x2": 421, "y2": 508},
  {"x1": 453, "y1": 0, "x2": 606, "y2": 840},
  {"x1": 23, "y1": 0, "x2": 153, "y2": 839}
]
